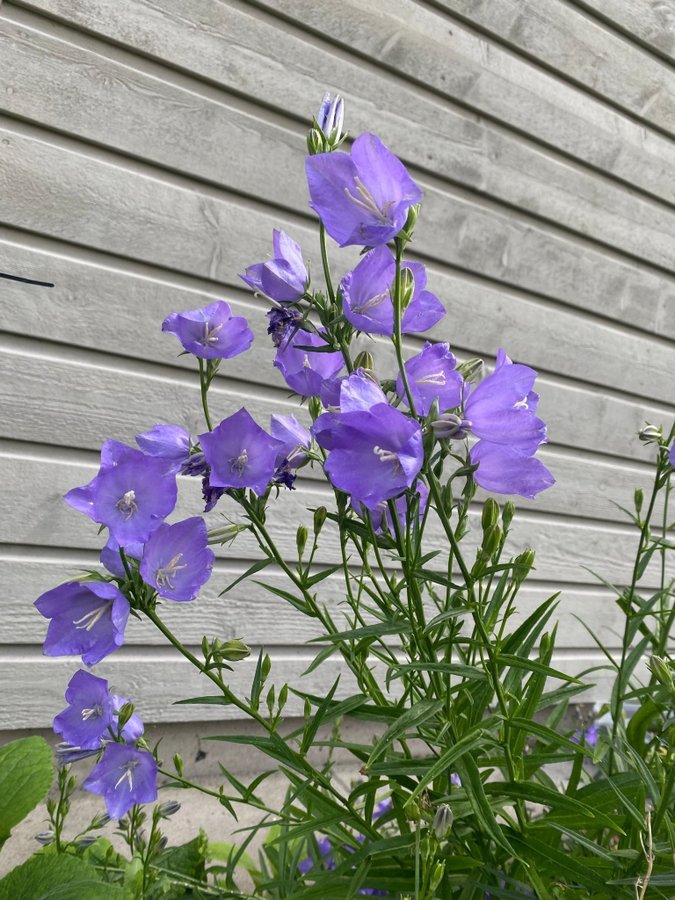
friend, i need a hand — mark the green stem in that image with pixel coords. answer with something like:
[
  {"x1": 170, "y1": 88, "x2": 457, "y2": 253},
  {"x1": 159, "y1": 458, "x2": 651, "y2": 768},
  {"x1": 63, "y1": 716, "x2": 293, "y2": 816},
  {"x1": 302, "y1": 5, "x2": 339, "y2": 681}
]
[
  {"x1": 392, "y1": 241, "x2": 416, "y2": 416},
  {"x1": 198, "y1": 358, "x2": 213, "y2": 431},
  {"x1": 319, "y1": 224, "x2": 335, "y2": 305}
]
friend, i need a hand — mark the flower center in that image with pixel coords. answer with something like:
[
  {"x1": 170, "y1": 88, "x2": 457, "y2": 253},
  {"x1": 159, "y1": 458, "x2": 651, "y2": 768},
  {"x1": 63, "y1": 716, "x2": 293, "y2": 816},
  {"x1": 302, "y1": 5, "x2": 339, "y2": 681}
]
[
  {"x1": 230, "y1": 448, "x2": 248, "y2": 475},
  {"x1": 115, "y1": 490, "x2": 138, "y2": 520},
  {"x1": 201, "y1": 321, "x2": 223, "y2": 347},
  {"x1": 114, "y1": 759, "x2": 139, "y2": 791},
  {"x1": 302, "y1": 353, "x2": 312, "y2": 369},
  {"x1": 351, "y1": 289, "x2": 389, "y2": 315},
  {"x1": 373, "y1": 445, "x2": 402, "y2": 474},
  {"x1": 81, "y1": 704, "x2": 104, "y2": 721},
  {"x1": 514, "y1": 397, "x2": 529, "y2": 409},
  {"x1": 73, "y1": 603, "x2": 109, "y2": 632},
  {"x1": 416, "y1": 371, "x2": 447, "y2": 386},
  {"x1": 344, "y1": 176, "x2": 393, "y2": 224},
  {"x1": 155, "y1": 553, "x2": 188, "y2": 590}
]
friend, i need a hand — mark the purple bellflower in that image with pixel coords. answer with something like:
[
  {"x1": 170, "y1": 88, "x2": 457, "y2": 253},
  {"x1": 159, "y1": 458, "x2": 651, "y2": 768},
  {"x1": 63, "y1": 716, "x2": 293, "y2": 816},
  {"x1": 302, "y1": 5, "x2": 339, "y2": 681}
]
[
  {"x1": 53, "y1": 670, "x2": 114, "y2": 750},
  {"x1": 241, "y1": 230, "x2": 308, "y2": 303},
  {"x1": 341, "y1": 247, "x2": 445, "y2": 336},
  {"x1": 200, "y1": 408, "x2": 283, "y2": 496},
  {"x1": 140, "y1": 517, "x2": 214, "y2": 602},
  {"x1": 470, "y1": 441, "x2": 554, "y2": 500},
  {"x1": 313, "y1": 371, "x2": 423, "y2": 509},
  {"x1": 83, "y1": 743, "x2": 158, "y2": 820},
  {"x1": 162, "y1": 301, "x2": 253, "y2": 360},
  {"x1": 397, "y1": 342, "x2": 462, "y2": 416},
  {"x1": 270, "y1": 414, "x2": 312, "y2": 489},
  {"x1": 274, "y1": 328, "x2": 343, "y2": 397},
  {"x1": 306, "y1": 132, "x2": 422, "y2": 247},
  {"x1": 267, "y1": 306, "x2": 302, "y2": 348},
  {"x1": 65, "y1": 441, "x2": 178, "y2": 547},
  {"x1": 135, "y1": 424, "x2": 191, "y2": 472},
  {"x1": 35, "y1": 581, "x2": 130, "y2": 665},
  {"x1": 100, "y1": 536, "x2": 143, "y2": 579}
]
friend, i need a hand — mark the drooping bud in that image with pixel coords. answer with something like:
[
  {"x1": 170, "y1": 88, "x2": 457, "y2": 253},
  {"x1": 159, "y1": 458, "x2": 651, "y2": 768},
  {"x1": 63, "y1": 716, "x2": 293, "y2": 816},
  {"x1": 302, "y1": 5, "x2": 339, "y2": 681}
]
[
  {"x1": 76, "y1": 835, "x2": 98, "y2": 849},
  {"x1": 158, "y1": 800, "x2": 181, "y2": 818},
  {"x1": 639, "y1": 424, "x2": 662, "y2": 444},
  {"x1": 432, "y1": 804, "x2": 453, "y2": 839},
  {"x1": 35, "y1": 831, "x2": 55, "y2": 846},
  {"x1": 431, "y1": 412, "x2": 470, "y2": 441},
  {"x1": 217, "y1": 639, "x2": 251, "y2": 662}
]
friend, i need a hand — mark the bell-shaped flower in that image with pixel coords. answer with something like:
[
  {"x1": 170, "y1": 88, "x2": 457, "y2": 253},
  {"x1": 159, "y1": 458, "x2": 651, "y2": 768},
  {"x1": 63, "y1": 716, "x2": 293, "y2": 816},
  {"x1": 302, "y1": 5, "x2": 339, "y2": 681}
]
[
  {"x1": 397, "y1": 342, "x2": 462, "y2": 416},
  {"x1": 83, "y1": 743, "x2": 158, "y2": 820},
  {"x1": 313, "y1": 371, "x2": 423, "y2": 509},
  {"x1": 53, "y1": 670, "x2": 114, "y2": 750},
  {"x1": 65, "y1": 442, "x2": 178, "y2": 548},
  {"x1": 199, "y1": 408, "x2": 283, "y2": 496},
  {"x1": 241, "y1": 230, "x2": 308, "y2": 303},
  {"x1": 270, "y1": 414, "x2": 311, "y2": 469},
  {"x1": 140, "y1": 517, "x2": 214, "y2": 602},
  {"x1": 162, "y1": 301, "x2": 253, "y2": 360},
  {"x1": 340, "y1": 247, "x2": 444, "y2": 336},
  {"x1": 274, "y1": 328, "x2": 344, "y2": 397},
  {"x1": 135, "y1": 424, "x2": 191, "y2": 472},
  {"x1": 470, "y1": 441, "x2": 555, "y2": 499},
  {"x1": 306, "y1": 132, "x2": 422, "y2": 247},
  {"x1": 35, "y1": 581, "x2": 130, "y2": 665}
]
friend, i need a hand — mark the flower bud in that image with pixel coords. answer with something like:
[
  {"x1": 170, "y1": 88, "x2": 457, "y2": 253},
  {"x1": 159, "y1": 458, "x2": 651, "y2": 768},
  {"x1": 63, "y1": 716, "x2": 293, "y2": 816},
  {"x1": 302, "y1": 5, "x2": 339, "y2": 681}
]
[
  {"x1": 77, "y1": 835, "x2": 98, "y2": 849},
  {"x1": 316, "y1": 93, "x2": 345, "y2": 143},
  {"x1": 639, "y1": 424, "x2": 662, "y2": 444},
  {"x1": 634, "y1": 489, "x2": 644, "y2": 515},
  {"x1": 353, "y1": 350, "x2": 375, "y2": 372},
  {"x1": 404, "y1": 799, "x2": 421, "y2": 821},
  {"x1": 481, "y1": 524, "x2": 502, "y2": 558},
  {"x1": 115, "y1": 701, "x2": 135, "y2": 731},
  {"x1": 399, "y1": 267, "x2": 415, "y2": 310},
  {"x1": 313, "y1": 506, "x2": 327, "y2": 535},
  {"x1": 502, "y1": 501, "x2": 516, "y2": 530},
  {"x1": 458, "y1": 357, "x2": 483, "y2": 382},
  {"x1": 399, "y1": 202, "x2": 421, "y2": 243},
  {"x1": 431, "y1": 412, "x2": 469, "y2": 441},
  {"x1": 158, "y1": 800, "x2": 181, "y2": 818},
  {"x1": 307, "y1": 128, "x2": 324, "y2": 156},
  {"x1": 217, "y1": 639, "x2": 251, "y2": 662},
  {"x1": 649, "y1": 656, "x2": 674, "y2": 690},
  {"x1": 157, "y1": 835, "x2": 168, "y2": 851},
  {"x1": 429, "y1": 861, "x2": 446, "y2": 891},
  {"x1": 35, "y1": 831, "x2": 55, "y2": 846},
  {"x1": 296, "y1": 524, "x2": 308, "y2": 557},
  {"x1": 90, "y1": 811, "x2": 111, "y2": 829},
  {"x1": 173, "y1": 753, "x2": 184, "y2": 777},
  {"x1": 432, "y1": 803, "x2": 453, "y2": 839},
  {"x1": 481, "y1": 498, "x2": 499, "y2": 531},
  {"x1": 278, "y1": 683, "x2": 289, "y2": 711},
  {"x1": 513, "y1": 549, "x2": 535, "y2": 583}
]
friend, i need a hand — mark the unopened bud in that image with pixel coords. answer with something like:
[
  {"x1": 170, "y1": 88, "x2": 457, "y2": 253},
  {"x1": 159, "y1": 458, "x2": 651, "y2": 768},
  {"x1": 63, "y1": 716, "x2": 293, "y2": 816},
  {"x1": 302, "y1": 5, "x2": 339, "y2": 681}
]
[
  {"x1": 430, "y1": 861, "x2": 446, "y2": 891},
  {"x1": 296, "y1": 524, "x2": 308, "y2": 557},
  {"x1": 399, "y1": 267, "x2": 415, "y2": 310},
  {"x1": 266, "y1": 685, "x2": 276, "y2": 715},
  {"x1": 261, "y1": 653, "x2": 272, "y2": 680},
  {"x1": 634, "y1": 489, "x2": 644, "y2": 515},
  {"x1": 313, "y1": 506, "x2": 327, "y2": 535},
  {"x1": 90, "y1": 811, "x2": 111, "y2": 829},
  {"x1": 35, "y1": 831, "x2": 55, "y2": 846},
  {"x1": 404, "y1": 799, "x2": 421, "y2": 821},
  {"x1": 307, "y1": 128, "x2": 323, "y2": 156},
  {"x1": 481, "y1": 498, "x2": 499, "y2": 531},
  {"x1": 173, "y1": 753, "x2": 184, "y2": 777},
  {"x1": 649, "y1": 656, "x2": 674, "y2": 690},
  {"x1": 399, "y1": 203, "x2": 421, "y2": 242},
  {"x1": 157, "y1": 835, "x2": 168, "y2": 851},
  {"x1": 432, "y1": 804, "x2": 453, "y2": 839},
  {"x1": 278, "y1": 683, "x2": 289, "y2": 711},
  {"x1": 353, "y1": 350, "x2": 375, "y2": 371},
  {"x1": 502, "y1": 501, "x2": 516, "y2": 530},
  {"x1": 481, "y1": 524, "x2": 502, "y2": 558},
  {"x1": 153, "y1": 802, "x2": 179, "y2": 822},
  {"x1": 513, "y1": 549, "x2": 535, "y2": 583},
  {"x1": 458, "y1": 358, "x2": 483, "y2": 382},
  {"x1": 115, "y1": 702, "x2": 135, "y2": 731},
  {"x1": 77, "y1": 835, "x2": 97, "y2": 849},
  {"x1": 218, "y1": 639, "x2": 251, "y2": 662},
  {"x1": 431, "y1": 413, "x2": 469, "y2": 441},
  {"x1": 639, "y1": 424, "x2": 662, "y2": 444},
  {"x1": 315, "y1": 93, "x2": 345, "y2": 147}
]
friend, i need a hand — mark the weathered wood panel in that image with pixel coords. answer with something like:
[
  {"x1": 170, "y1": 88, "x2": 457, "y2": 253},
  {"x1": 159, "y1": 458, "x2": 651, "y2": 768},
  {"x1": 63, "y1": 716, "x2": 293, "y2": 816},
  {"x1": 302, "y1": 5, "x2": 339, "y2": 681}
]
[
  {"x1": 426, "y1": 0, "x2": 675, "y2": 136},
  {"x1": 574, "y1": 0, "x2": 675, "y2": 62}
]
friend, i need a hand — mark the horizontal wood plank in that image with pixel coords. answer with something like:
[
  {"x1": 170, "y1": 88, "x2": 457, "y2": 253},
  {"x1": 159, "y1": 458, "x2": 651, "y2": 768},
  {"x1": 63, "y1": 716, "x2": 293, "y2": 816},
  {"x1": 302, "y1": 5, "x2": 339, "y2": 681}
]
[{"x1": 574, "y1": 0, "x2": 675, "y2": 63}]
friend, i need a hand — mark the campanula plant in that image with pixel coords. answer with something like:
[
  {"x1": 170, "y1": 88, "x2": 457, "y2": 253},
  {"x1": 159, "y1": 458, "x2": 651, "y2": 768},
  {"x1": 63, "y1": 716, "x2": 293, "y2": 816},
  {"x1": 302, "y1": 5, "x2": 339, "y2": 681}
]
[{"x1": 7, "y1": 94, "x2": 673, "y2": 899}]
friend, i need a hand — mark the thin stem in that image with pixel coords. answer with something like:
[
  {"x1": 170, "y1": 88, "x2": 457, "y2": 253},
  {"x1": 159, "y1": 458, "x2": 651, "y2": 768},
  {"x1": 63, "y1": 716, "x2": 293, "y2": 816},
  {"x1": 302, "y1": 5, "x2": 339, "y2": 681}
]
[
  {"x1": 392, "y1": 241, "x2": 417, "y2": 416},
  {"x1": 198, "y1": 358, "x2": 214, "y2": 431},
  {"x1": 319, "y1": 224, "x2": 335, "y2": 305}
]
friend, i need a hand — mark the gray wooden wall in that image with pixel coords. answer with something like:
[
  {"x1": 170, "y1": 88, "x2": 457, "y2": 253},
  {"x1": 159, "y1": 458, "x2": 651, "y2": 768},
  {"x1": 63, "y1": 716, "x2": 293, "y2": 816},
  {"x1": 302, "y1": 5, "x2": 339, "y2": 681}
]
[{"x1": 1, "y1": 0, "x2": 674, "y2": 731}]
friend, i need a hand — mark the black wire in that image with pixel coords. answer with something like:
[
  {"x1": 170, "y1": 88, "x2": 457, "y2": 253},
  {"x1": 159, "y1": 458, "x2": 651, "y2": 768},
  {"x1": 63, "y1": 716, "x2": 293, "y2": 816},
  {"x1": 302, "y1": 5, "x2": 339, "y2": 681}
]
[{"x1": 0, "y1": 272, "x2": 55, "y2": 287}]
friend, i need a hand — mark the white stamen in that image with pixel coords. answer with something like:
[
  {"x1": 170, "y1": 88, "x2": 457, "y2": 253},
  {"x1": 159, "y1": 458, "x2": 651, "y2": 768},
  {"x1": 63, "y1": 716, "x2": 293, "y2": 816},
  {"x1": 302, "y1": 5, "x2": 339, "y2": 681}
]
[
  {"x1": 302, "y1": 353, "x2": 312, "y2": 368},
  {"x1": 201, "y1": 321, "x2": 223, "y2": 347},
  {"x1": 81, "y1": 704, "x2": 103, "y2": 721},
  {"x1": 114, "y1": 759, "x2": 139, "y2": 791},
  {"x1": 351, "y1": 290, "x2": 389, "y2": 315},
  {"x1": 514, "y1": 397, "x2": 529, "y2": 409},
  {"x1": 230, "y1": 448, "x2": 248, "y2": 475},
  {"x1": 373, "y1": 445, "x2": 402, "y2": 474},
  {"x1": 155, "y1": 553, "x2": 188, "y2": 590},
  {"x1": 73, "y1": 603, "x2": 109, "y2": 632},
  {"x1": 343, "y1": 176, "x2": 393, "y2": 224},
  {"x1": 115, "y1": 490, "x2": 138, "y2": 520},
  {"x1": 416, "y1": 371, "x2": 447, "y2": 386}
]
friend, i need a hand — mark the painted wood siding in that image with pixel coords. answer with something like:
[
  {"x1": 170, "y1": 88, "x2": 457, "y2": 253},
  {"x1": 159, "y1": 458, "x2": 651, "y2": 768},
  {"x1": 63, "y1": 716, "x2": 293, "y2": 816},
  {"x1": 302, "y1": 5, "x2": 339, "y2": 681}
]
[{"x1": 1, "y1": 0, "x2": 673, "y2": 729}]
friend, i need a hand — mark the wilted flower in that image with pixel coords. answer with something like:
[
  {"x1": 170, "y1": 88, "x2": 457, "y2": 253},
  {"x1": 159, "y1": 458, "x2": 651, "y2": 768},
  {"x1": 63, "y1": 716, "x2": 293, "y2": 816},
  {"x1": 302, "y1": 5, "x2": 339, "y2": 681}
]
[
  {"x1": 140, "y1": 517, "x2": 215, "y2": 602},
  {"x1": 200, "y1": 408, "x2": 283, "y2": 496},
  {"x1": 162, "y1": 301, "x2": 253, "y2": 360},
  {"x1": 65, "y1": 441, "x2": 177, "y2": 547},
  {"x1": 313, "y1": 371, "x2": 423, "y2": 509},
  {"x1": 306, "y1": 132, "x2": 423, "y2": 247},
  {"x1": 341, "y1": 247, "x2": 445, "y2": 336},
  {"x1": 83, "y1": 743, "x2": 158, "y2": 820},
  {"x1": 53, "y1": 670, "x2": 114, "y2": 750},
  {"x1": 274, "y1": 328, "x2": 343, "y2": 396},
  {"x1": 241, "y1": 230, "x2": 308, "y2": 303},
  {"x1": 267, "y1": 306, "x2": 302, "y2": 347},
  {"x1": 397, "y1": 342, "x2": 462, "y2": 415},
  {"x1": 35, "y1": 581, "x2": 130, "y2": 665},
  {"x1": 201, "y1": 474, "x2": 226, "y2": 512},
  {"x1": 55, "y1": 742, "x2": 101, "y2": 766}
]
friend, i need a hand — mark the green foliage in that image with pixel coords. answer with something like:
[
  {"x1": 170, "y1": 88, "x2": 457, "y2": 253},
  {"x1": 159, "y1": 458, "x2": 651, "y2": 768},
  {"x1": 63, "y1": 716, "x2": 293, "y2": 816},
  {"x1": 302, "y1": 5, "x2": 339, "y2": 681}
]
[
  {"x1": 0, "y1": 852, "x2": 130, "y2": 900},
  {"x1": 0, "y1": 736, "x2": 53, "y2": 848}
]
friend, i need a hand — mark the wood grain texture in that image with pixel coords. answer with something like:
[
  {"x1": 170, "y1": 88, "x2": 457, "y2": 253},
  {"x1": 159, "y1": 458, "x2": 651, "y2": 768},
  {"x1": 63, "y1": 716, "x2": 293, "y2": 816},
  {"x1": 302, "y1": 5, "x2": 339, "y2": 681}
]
[
  {"x1": 573, "y1": 0, "x2": 675, "y2": 62},
  {"x1": 2, "y1": 8, "x2": 675, "y2": 279},
  {"x1": 425, "y1": 0, "x2": 675, "y2": 136},
  {"x1": 13, "y1": 0, "x2": 675, "y2": 209}
]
